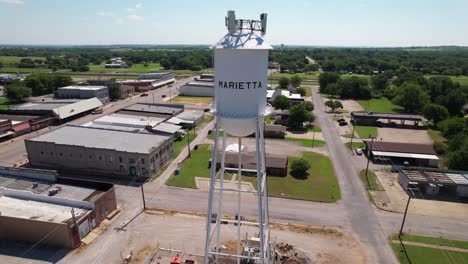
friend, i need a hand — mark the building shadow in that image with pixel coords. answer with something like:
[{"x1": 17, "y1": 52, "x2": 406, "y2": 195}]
[{"x1": 0, "y1": 240, "x2": 70, "y2": 264}]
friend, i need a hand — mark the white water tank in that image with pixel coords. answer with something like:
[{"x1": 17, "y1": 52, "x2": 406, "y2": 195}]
[{"x1": 213, "y1": 31, "x2": 272, "y2": 137}]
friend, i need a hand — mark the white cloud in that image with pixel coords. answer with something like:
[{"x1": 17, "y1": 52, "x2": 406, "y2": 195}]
[
  {"x1": 115, "y1": 18, "x2": 124, "y2": 24},
  {"x1": 1, "y1": 0, "x2": 24, "y2": 5},
  {"x1": 127, "y1": 14, "x2": 144, "y2": 21},
  {"x1": 127, "y1": 3, "x2": 142, "y2": 13},
  {"x1": 96, "y1": 11, "x2": 114, "y2": 17}
]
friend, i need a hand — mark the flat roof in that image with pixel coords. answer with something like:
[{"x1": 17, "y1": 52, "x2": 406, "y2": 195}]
[
  {"x1": 92, "y1": 114, "x2": 163, "y2": 127},
  {"x1": 177, "y1": 110, "x2": 204, "y2": 121},
  {"x1": 351, "y1": 111, "x2": 423, "y2": 121},
  {"x1": 58, "y1": 86, "x2": 107, "y2": 91},
  {"x1": 52, "y1": 98, "x2": 103, "y2": 119},
  {"x1": 401, "y1": 168, "x2": 468, "y2": 186},
  {"x1": 364, "y1": 141, "x2": 436, "y2": 155},
  {"x1": 183, "y1": 82, "x2": 214, "y2": 88},
  {"x1": 372, "y1": 151, "x2": 439, "y2": 160},
  {"x1": 124, "y1": 103, "x2": 183, "y2": 115},
  {"x1": 152, "y1": 122, "x2": 182, "y2": 134},
  {"x1": 28, "y1": 126, "x2": 170, "y2": 154},
  {"x1": 0, "y1": 114, "x2": 37, "y2": 121},
  {"x1": 0, "y1": 196, "x2": 86, "y2": 223}
]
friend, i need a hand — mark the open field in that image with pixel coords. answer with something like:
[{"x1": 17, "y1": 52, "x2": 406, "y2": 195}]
[
  {"x1": 270, "y1": 72, "x2": 320, "y2": 80},
  {"x1": 390, "y1": 235, "x2": 468, "y2": 264},
  {"x1": 171, "y1": 95, "x2": 213, "y2": 105},
  {"x1": 87, "y1": 62, "x2": 164, "y2": 73},
  {"x1": 357, "y1": 98, "x2": 403, "y2": 113},
  {"x1": 0, "y1": 67, "x2": 52, "y2": 73},
  {"x1": 425, "y1": 75, "x2": 468, "y2": 86},
  {"x1": 354, "y1": 125, "x2": 377, "y2": 138},
  {"x1": 0, "y1": 56, "x2": 46, "y2": 64},
  {"x1": 243, "y1": 151, "x2": 340, "y2": 202},
  {"x1": 340, "y1": 74, "x2": 371, "y2": 80},
  {"x1": 168, "y1": 146, "x2": 340, "y2": 202}
]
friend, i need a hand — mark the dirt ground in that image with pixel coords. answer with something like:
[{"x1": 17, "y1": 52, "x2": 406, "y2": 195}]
[
  {"x1": 286, "y1": 131, "x2": 325, "y2": 140},
  {"x1": 64, "y1": 210, "x2": 371, "y2": 264},
  {"x1": 377, "y1": 128, "x2": 433, "y2": 144},
  {"x1": 338, "y1": 99, "x2": 364, "y2": 112},
  {"x1": 372, "y1": 171, "x2": 468, "y2": 220}
]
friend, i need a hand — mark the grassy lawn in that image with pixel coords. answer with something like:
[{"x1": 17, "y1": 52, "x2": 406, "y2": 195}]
[
  {"x1": 0, "y1": 67, "x2": 51, "y2": 73},
  {"x1": 167, "y1": 147, "x2": 340, "y2": 202},
  {"x1": 340, "y1": 74, "x2": 371, "y2": 80},
  {"x1": 87, "y1": 62, "x2": 164, "y2": 73},
  {"x1": 425, "y1": 75, "x2": 468, "y2": 86},
  {"x1": 357, "y1": 98, "x2": 403, "y2": 113},
  {"x1": 242, "y1": 152, "x2": 340, "y2": 202},
  {"x1": 342, "y1": 133, "x2": 355, "y2": 138},
  {"x1": 428, "y1": 129, "x2": 446, "y2": 145},
  {"x1": 284, "y1": 137, "x2": 326, "y2": 148},
  {"x1": 359, "y1": 170, "x2": 382, "y2": 191},
  {"x1": 171, "y1": 95, "x2": 213, "y2": 105},
  {"x1": 345, "y1": 142, "x2": 366, "y2": 149},
  {"x1": 270, "y1": 72, "x2": 319, "y2": 80},
  {"x1": 391, "y1": 234, "x2": 468, "y2": 250},
  {"x1": 390, "y1": 234, "x2": 468, "y2": 264},
  {"x1": 166, "y1": 144, "x2": 212, "y2": 188},
  {"x1": 207, "y1": 129, "x2": 225, "y2": 140},
  {"x1": 0, "y1": 56, "x2": 46, "y2": 64},
  {"x1": 173, "y1": 131, "x2": 197, "y2": 158},
  {"x1": 0, "y1": 97, "x2": 22, "y2": 110},
  {"x1": 354, "y1": 125, "x2": 378, "y2": 138},
  {"x1": 265, "y1": 115, "x2": 276, "y2": 124}
]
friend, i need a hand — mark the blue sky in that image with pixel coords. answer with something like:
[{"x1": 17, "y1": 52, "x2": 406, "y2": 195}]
[{"x1": 1, "y1": 0, "x2": 467, "y2": 46}]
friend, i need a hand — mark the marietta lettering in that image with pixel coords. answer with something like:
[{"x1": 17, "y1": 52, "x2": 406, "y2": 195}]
[{"x1": 218, "y1": 81, "x2": 263, "y2": 89}]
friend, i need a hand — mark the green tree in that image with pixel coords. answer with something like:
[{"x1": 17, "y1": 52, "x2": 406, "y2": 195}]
[
  {"x1": 438, "y1": 118, "x2": 466, "y2": 137},
  {"x1": 278, "y1": 77, "x2": 289, "y2": 89},
  {"x1": 107, "y1": 79, "x2": 121, "y2": 100},
  {"x1": 435, "y1": 90, "x2": 466, "y2": 116},
  {"x1": 24, "y1": 74, "x2": 73, "y2": 96},
  {"x1": 371, "y1": 74, "x2": 389, "y2": 91},
  {"x1": 304, "y1": 64, "x2": 318, "y2": 73},
  {"x1": 5, "y1": 81, "x2": 31, "y2": 103},
  {"x1": 423, "y1": 103, "x2": 449, "y2": 125},
  {"x1": 302, "y1": 101, "x2": 314, "y2": 111},
  {"x1": 295, "y1": 87, "x2": 306, "y2": 96},
  {"x1": 325, "y1": 100, "x2": 343, "y2": 113},
  {"x1": 318, "y1": 72, "x2": 340, "y2": 93},
  {"x1": 289, "y1": 75, "x2": 302, "y2": 87},
  {"x1": 0, "y1": 61, "x2": 3, "y2": 68},
  {"x1": 447, "y1": 147, "x2": 468, "y2": 170},
  {"x1": 287, "y1": 103, "x2": 315, "y2": 127},
  {"x1": 392, "y1": 83, "x2": 430, "y2": 113},
  {"x1": 326, "y1": 83, "x2": 340, "y2": 98},
  {"x1": 290, "y1": 158, "x2": 311, "y2": 179},
  {"x1": 272, "y1": 95, "x2": 291, "y2": 110}
]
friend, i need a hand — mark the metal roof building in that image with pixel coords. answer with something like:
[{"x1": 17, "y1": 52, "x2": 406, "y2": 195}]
[
  {"x1": 363, "y1": 141, "x2": 439, "y2": 167},
  {"x1": 0, "y1": 166, "x2": 117, "y2": 248},
  {"x1": 351, "y1": 111, "x2": 423, "y2": 126},
  {"x1": 123, "y1": 103, "x2": 184, "y2": 116}
]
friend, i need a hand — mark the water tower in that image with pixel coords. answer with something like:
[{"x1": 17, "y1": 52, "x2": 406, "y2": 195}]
[{"x1": 204, "y1": 10, "x2": 272, "y2": 264}]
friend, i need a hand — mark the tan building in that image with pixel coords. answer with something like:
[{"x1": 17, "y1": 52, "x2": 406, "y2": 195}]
[
  {"x1": 25, "y1": 126, "x2": 173, "y2": 179},
  {"x1": 0, "y1": 167, "x2": 117, "y2": 249}
]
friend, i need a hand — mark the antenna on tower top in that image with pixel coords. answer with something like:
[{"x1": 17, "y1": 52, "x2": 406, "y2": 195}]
[{"x1": 225, "y1": 10, "x2": 268, "y2": 36}]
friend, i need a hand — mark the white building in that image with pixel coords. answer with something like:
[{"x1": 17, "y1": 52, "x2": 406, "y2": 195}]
[
  {"x1": 266, "y1": 89, "x2": 303, "y2": 103},
  {"x1": 57, "y1": 86, "x2": 110, "y2": 104}
]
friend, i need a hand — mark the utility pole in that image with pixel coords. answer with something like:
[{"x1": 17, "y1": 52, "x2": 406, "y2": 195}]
[
  {"x1": 399, "y1": 196, "x2": 411, "y2": 238},
  {"x1": 141, "y1": 184, "x2": 146, "y2": 210},
  {"x1": 187, "y1": 129, "x2": 191, "y2": 158},
  {"x1": 365, "y1": 135, "x2": 375, "y2": 190},
  {"x1": 349, "y1": 125, "x2": 356, "y2": 152}
]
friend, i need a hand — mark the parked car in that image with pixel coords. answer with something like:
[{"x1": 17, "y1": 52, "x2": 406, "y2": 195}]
[
  {"x1": 336, "y1": 118, "x2": 345, "y2": 122},
  {"x1": 339, "y1": 121, "x2": 348, "y2": 126},
  {"x1": 355, "y1": 148, "x2": 363, "y2": 155},
  {"x1": 161, "y1": 94, "x2": 167, "y2": 98},
  {"x1": 140, "y1": 93, "x2": 149, "y2": 97},
  {"x1": 91, "y1": 108, "x2": 103, "y2": 114}
]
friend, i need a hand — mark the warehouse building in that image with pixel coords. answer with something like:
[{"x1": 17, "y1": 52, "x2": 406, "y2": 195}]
[
  {"x1": 179, "y1": 80, "x2": 214, "y2": 97},
  {"x1": 266, "y1": 89, "x2": 304, "y2": 103},
  {"x1": 0, "y1": 166, "x2": 117, "y2": 248},
  {"x1": 351, "y1": 112, "x2": 423, "y2": 127},
  {"x1": 1, "y1": 98, "x2": 103, "y2": 121},
  {"x1": 57, "y1": 86, "x2": 110, "y2": 104},
  {"x1": 363, "y1": 140, "x2": 439, "y2": 167},
  {"x1": 82, "y1": 113, "x2": 183, "y2": 138},
  {"x1": 119, "y1": 103, "x2": 184, "y2": 118},
  {"x1": 118, "y1": 78, "x2": 175, "y2": 93},
  {"x1": 25, "y1": 126, "x2": 173, "y2": 179},
  {"x1": 0, "y1": 114, "x2": 55, "y2": 139},
  {"x1": 398, "y1": 167, "x2": 468, "y2": 200}
]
